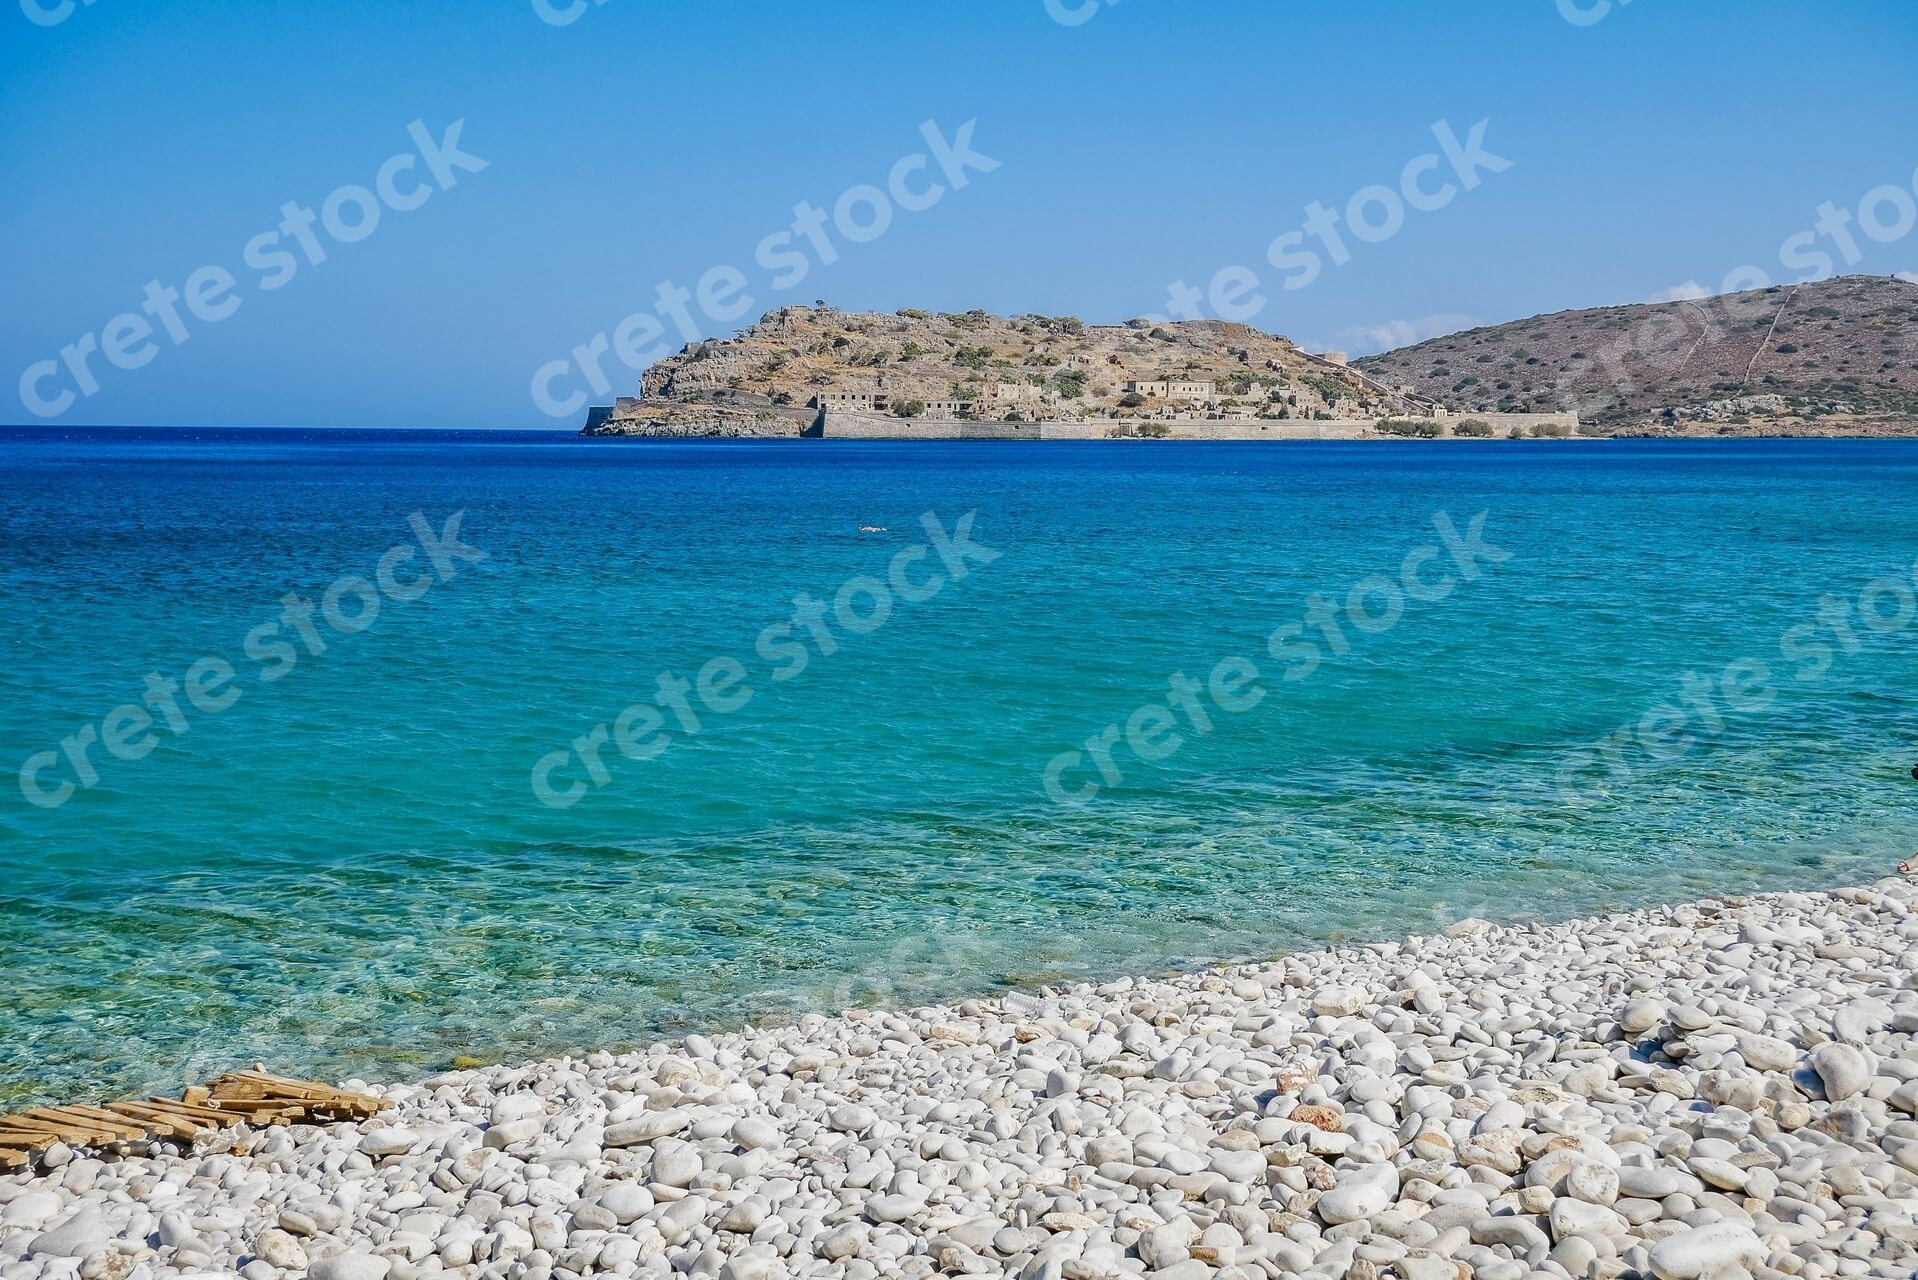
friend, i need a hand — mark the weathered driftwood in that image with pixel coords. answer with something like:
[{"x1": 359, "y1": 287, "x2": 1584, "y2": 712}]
[{"x1": 0, "y1": 1067, "x2": 385, "y2": 1169}]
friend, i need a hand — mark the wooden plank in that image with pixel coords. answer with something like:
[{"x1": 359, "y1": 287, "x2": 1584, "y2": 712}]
[
  {"x1": 12, "y1": 1113, "x2": 119, "y2": 1146},
  {"x1": 141, "y1": 1097, "x2": 234, "y2": 1125},
  {"x1": 203, "y1": 1090, "x2": 303, "y2": 1110},
  {"x1": 103, "y1": 1103, "x2": 199, "y2": 1139},
  {"x1": 0, "y1": 1118, "x2": 68, "y2": 1139},
  {"x1": 221, "y1": 1070, "x2": 335, "y2": 1095},
  {"x1": 0, "y1": 1067, "x2": 389, "y2": 1160},
  {"x1": 1, "y1": 1115, "x2": 96, "y2": 1142},
  {"x1": 39, "y1": 1107, "x2": 148, "y2": 1140},
  {"x1": 223, "y1": 1071, "x2": 381, "y2": 1109}
]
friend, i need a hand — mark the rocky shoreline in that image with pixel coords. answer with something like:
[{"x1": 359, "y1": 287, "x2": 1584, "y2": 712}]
[{"x1": 3, "y1": 880, "x2": 1914, "y2": 1280}]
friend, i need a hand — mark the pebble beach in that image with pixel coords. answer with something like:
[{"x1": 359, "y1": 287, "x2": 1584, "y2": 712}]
[{"x1": 3, "y1": 880, "x2": 1916, "y2": 1280}]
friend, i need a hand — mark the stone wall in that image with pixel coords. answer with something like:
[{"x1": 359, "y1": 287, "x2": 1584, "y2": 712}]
[{"x1": 815, "y1": 411, "x2": 1582, "y2": 441}]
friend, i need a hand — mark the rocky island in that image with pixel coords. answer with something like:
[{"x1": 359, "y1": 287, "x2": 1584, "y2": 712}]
[
  {"x1": 578, "y1": 308, "x2": 1576, "y2": 442},
  {"x1": 581, "y1": 276, "x2": 1918, "y2": 441}
]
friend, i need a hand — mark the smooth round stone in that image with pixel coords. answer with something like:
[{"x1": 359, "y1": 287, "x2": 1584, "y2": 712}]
[
  {"x1": 1646, "y1": 1222, "x2": 1764, "y2": 1280},
  {"x1": 1669, "y1": 1005, "x2": 1713, "y2": 1031},
  {"x1": 29, "y1": 1207, "x2": 106, "y2": 1259},
  {"x1": 599, "y1": 1181, "x2": 654, "y2": 1224},
  {"x1": 1806, "y1": 1043, "x2": 1873, "y2": 1101},
  {"x1": 1208, "y1": 1149, "x2": 1267, "y2": 1184},
  {"x1": 830, "y1": 1105, "x2": 878, "y2": 1133},
  {"x1": 1686, "y1": 1158, "x2": 1747, "y2": 1191},
  {"x1": 1549, "y1": 1197, "x2": 1626, "y2": 1239},
  {"x1": 605, "y1": 1109, "x2": 692, "y2": 1146},
  {"x1": 1736, "y1": 1033, "x2": 1797, "y2": 1073},
  {"x1": 720, "y1": 1197, "x2": 770, "y2": 1232},
  {"x1": 1564, "y1": 1159, "x2": 1619, "y2": 1206},
  {"x1": 310, "y1": 1255, "x2": 394, "y2": 1280},
  {"x1": 1620, "y1": 1000, "x2": 1667, "y2": 1035},
  {"x1": 863, "y1": 1194, "x2": 924, "y2": 1224},
  {"x1": 1313, "y1": 987, "x2": 1367, "y2": 1018},
  {"x1": 490, "y1": 1094, "x2": 548, "y2": 1126},
  {"x1": 819, "y1": 1224, "x2": 866, "y2": 1260},
  {"x1": 649, "y1": 1140, "x2": 703, "y2": 1188},
  {"x1": 1319, "y1": 1165, "x2": 1398, "y2": 1225},
  {"x1": 1617, "y1": 1166, "x2": 1701, "y2": 1199},
  {"x1": 359, "y1": 1129, "x2": 419, "y2": 1157},
  {"x1": 1, "y1": 1193, "x2": 65, "y2": 1226},
  {"x1": 251, "y1": 1227, "x2": 309, "y2": 1270},
  {"x1": 732, "y1": 1117, "x2": 782, "y2": 1151}
]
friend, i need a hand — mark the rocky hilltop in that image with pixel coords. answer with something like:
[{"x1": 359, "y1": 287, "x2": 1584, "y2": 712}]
[
  {"x1": 1355, "y1": 275, "x2": 1918, "y2": 436},
  {"x1": 581, "y1": 307, "x2": 1429, "y2": 437}
]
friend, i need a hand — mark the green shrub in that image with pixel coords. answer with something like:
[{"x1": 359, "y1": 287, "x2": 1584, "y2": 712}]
[
  {"x1": 896, "y1": 308, "x2": 930, "y2": 319},
  {"x1": 1138, "y1": 422, "x2": 1171, "y2": 438},
  {"x1": 1532, "y1": 421, "x2": 1571, "y2": 438},
  {"x1": 893, "y1": 400, "x2": 927, "y2": 418},
  {"x1": 1453, "y1": 418, "x2": 1494, "y2": 437},
  {"x1": 1376, "y1": 418, "x2": 1443, "y2": 438}
]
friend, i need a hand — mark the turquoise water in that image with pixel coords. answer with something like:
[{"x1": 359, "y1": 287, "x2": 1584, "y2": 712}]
[{"x1": 3, "y1": 430, "x2": 1915, "y2": 1105}]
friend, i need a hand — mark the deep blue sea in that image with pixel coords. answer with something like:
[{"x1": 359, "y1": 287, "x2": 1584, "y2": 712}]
[{"x1": 3, "y1": 429, "x2": 1915, "y2": 1105}]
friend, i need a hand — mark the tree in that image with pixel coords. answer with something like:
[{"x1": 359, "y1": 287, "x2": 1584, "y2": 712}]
[{"x1": 893, "y1": 400, "x2": 928, "y2": 419}]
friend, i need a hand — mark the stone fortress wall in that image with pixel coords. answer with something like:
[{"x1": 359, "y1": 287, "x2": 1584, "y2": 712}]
[{"x1": 812, "y1": 410, "x2": 1582, "y2": 441}]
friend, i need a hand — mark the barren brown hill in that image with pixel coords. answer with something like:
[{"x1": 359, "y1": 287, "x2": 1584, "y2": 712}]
[
  {"x1": 584, "y1": 306, "x2": 1429, "y2": 436},
  {"x1": 1354, "y1": 274, "x2": 1918, "y2": 435}
]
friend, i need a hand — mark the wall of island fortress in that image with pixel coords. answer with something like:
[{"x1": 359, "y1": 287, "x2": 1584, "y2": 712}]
[{"x1": 812, "y1": 410, "x2": 1581, "y2": 440}]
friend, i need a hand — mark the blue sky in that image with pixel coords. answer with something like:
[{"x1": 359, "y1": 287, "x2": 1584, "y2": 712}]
[{"x1": 3, "y1": 0, "x2": 1915, "y2": 428}]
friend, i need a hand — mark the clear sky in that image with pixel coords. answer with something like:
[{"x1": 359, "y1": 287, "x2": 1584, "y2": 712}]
[{"x1": 3, "y1": 0, "x2": 1915, "y2": 428}]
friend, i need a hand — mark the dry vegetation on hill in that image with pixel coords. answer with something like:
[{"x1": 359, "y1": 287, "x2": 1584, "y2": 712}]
[{"x1": 1355, "y1": 275, "x2": 1918, "y2": 435}]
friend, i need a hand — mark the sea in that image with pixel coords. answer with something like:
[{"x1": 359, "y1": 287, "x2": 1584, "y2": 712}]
[{"x1": 2, "y1": 428, "x2": 1914, "y2": 1105}]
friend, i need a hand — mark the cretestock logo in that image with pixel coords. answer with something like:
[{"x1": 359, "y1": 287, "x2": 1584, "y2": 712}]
[
  {"x1": 533, "y1": 0, "x2": 611, "y2": 26},
  {"x1": 18, "y1": 121, "x2": 489, "y2": 419},
  {"x1": 18, "y1": 0, "x2": 97, "y2": 28},
  {"x1": 1044, "y1": 511, "x2": 1511, "y2": 807},
  {"x1": 1044, "y1": 0, "x2": 1122, "y2": 27},
  {"x1": 533, "y1": 512, "x2": 998, "y2": 808},
  {"x1": 1153, "y1": 120, "x2": 1512, "y2": 325},
  {"x1": 1557, "y1": 0, "x2": 1634, "y2": 26},
  {"x1": 16, "y1": 513, "x2": 487, "y2": 811},
  {"x1": 532, "y1": 120, "x2": 999, "y2": 418}
]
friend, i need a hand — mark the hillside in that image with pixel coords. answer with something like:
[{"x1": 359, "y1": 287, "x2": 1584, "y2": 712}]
[
  {"x1": 1354, "y1": 274, "x2": 1918, "y2": 434},
  {"x1": 583, "y1": 306, "x2": 1430, "y2": 436}
]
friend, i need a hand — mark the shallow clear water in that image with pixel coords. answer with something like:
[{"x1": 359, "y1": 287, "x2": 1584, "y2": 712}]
[{"x1": 2, "y1": 430, "x2": 1915, "y2": 1104}]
